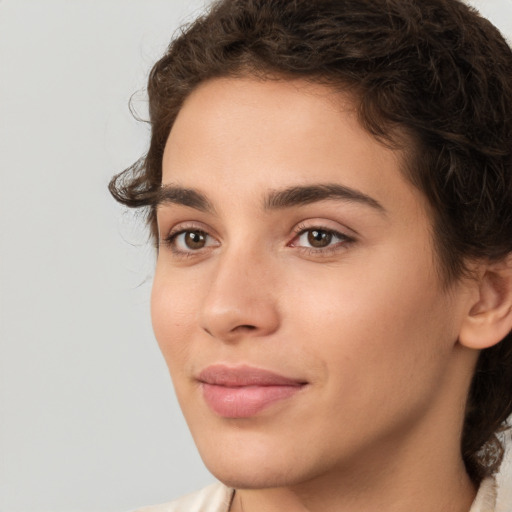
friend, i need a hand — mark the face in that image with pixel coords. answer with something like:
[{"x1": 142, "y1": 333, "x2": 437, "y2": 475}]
[{"x1": 151, "y1": 77, "x2": 474, "y2": 489}]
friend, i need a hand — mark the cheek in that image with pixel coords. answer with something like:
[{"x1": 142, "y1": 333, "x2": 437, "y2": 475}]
[
  {"x1": 150, "y1": 269, "x2": 198, "y2": 372},
  {"x1": 284, "y1": 251, "x2": 456, "y2": 393},
  {"x1": 276, "y1": 265, "x2": 457, "y2": 458}
]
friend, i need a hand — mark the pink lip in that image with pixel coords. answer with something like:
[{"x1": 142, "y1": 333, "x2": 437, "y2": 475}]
[{"x1": 198, "y1": 365, "x2": 307, "y2": 418}]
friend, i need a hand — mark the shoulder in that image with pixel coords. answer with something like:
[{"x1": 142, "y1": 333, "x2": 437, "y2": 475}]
[{"x1": 134, "y1": 482, "x2": 234, "y2": 512}]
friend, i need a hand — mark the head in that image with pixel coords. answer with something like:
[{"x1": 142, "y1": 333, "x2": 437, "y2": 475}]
[{"x1": 110, "y1": 0, "x2": 512, "y2": 485}]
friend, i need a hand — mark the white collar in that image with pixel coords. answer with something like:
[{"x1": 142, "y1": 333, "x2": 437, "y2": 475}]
[{"x1": 469, "y1": 478, "x2": 497, "y2": 512}]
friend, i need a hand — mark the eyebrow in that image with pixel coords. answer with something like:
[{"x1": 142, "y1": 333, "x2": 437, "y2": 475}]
[
  {"x1": 155, "y1": 185, "x2": 215, "y2": 213},
  {"x1": 264, "y1": 183, "x2": 386, "y2": 213},
  {"x1": 155, "y1": 183, "x2": 385, "y2": 214}
]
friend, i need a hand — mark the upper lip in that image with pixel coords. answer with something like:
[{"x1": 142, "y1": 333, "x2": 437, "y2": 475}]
[{"x1": 198, "y1": 364, "x2": 307, "y2": 387}]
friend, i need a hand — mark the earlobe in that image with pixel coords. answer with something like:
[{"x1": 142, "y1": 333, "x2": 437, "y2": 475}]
[{"x1": 459, "y1": 256, "x2": 512, "y2": 350}]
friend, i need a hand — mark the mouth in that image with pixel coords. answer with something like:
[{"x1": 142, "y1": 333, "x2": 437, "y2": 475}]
[{"x1": 197, "y1": 364, "x2": 308, "y2": 418}]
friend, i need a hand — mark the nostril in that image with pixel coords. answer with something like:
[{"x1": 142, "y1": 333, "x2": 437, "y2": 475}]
[
  {"x1": 202, "y1": 324, "x2": 256, "y2": 338},
  {"x1": 235, "y1": 325, "x2": 257, "y2": 332}
]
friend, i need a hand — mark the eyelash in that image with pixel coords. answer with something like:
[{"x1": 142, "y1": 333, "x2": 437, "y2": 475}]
[
  {"x1": 159, "y1": 223, "x2": 216, "y2": 258},
  {"x1": 290, "y1": 223, "x2": 355, "y2": 256},
  {"x1": 159, "y1": 223, "x2": 355, "y2": 259}
]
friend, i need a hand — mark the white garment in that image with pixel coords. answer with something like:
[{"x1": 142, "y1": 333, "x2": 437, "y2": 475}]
[
  {"x1": 471, "y1": 478, "x2": 498, "y2": 512},
  {"x1": 135, "y1": 477, "x2": 497, "y2": 512},
  {"x1": 135, "y1": 483, "x2": 233, "y2": 512}
]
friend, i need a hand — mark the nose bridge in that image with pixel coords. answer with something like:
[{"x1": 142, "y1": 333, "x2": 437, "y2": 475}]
[{"x1": 199, "y1": 241, "x2": 280, "y2": 340}]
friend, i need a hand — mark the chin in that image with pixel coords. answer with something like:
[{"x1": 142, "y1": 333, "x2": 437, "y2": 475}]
[
  {"x1": 198, "y1": 441, "x2": 284, "y2": 487},
  {"x1": 195, "y1": 433, "x2": 326, "y2": 490},
  {"x1": 203, "y1": 459, "x2": 303, "y2": 490}
]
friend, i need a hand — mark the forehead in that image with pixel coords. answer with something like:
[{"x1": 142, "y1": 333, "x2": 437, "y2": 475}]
[{"x1": 162, "y1": 77, "x2": 425, "y2": 218}]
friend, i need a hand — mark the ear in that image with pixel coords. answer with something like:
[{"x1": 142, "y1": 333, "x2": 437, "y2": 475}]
[{"x1": 459, "y1": 255, "x2": 512, "y2": 350}]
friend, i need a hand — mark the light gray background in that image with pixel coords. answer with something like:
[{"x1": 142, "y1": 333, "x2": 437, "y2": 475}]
[{"x1": 1, "y1": 1, "x2": 511, "y2": 511}]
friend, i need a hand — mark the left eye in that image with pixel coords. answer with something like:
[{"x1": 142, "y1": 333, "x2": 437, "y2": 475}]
[{"x1": 293, "y1": 228, "x2": 349, "y2": 249}]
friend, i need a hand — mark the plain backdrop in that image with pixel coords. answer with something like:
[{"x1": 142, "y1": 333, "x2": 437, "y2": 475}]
[{"x1": 1, "y1": 1, "x2": 511, "y2": 511}]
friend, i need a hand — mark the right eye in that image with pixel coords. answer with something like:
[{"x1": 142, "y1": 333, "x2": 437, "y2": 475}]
[{"x1": 163, "y1": 228, "x2": 219, "y2": 256}]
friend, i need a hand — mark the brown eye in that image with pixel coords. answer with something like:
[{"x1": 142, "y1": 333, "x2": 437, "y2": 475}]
[
  {"x1": 167, "y1": 229, "x2": 218, "y2": 254},
  {"x1": 184, "y1": 230, "x2": 207, "y2": 249},
  {"x1": 307, "y1": 229, "x2": 333, "y2": 248},
  {"x1": 291, "y1": 226, "x2": 352, "y2": 254}
]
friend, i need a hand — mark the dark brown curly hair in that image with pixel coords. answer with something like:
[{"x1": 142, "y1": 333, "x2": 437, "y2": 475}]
[{"x1": 109, "y1": 0, "x2": 512, "y2": 483}]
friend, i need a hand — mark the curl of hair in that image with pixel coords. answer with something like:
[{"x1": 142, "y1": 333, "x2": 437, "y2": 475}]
[{"x1": 109, "y1": 0, "x2": 512, "y2": 482}]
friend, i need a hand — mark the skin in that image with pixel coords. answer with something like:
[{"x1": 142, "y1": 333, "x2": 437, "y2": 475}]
[{"x1": 151, "y1": 77, "x2": 484, "y2": 511}]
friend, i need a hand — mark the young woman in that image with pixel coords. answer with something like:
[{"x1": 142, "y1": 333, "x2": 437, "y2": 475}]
[{"x1": 110, "y1": 1, "x2": 512, "y2": 510}]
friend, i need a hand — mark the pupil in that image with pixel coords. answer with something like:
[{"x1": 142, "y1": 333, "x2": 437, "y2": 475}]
[
  {"x1": 308, "y1": 230, "x2": 332, "y2": 248},
  {"x1": 185, "y1": 231, "x2": 206, "y2": 249}
]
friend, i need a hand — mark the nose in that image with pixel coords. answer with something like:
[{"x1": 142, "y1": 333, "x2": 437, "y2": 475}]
[{"x1": 199, "y1": 248, "x2": 280, "y2": 342}]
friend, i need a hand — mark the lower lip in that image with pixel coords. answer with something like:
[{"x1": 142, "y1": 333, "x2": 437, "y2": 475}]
[{"x1": 201, "y1": 383, "x2": 303, "y2": 418}]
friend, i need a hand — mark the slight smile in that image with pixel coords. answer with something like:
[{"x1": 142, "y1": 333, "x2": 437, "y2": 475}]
[{"x1": 198, "y1": 365, "x2": 308, "y2": 418}]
